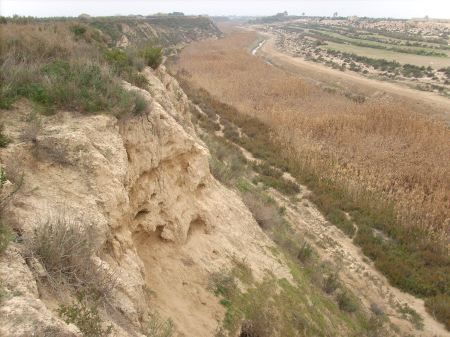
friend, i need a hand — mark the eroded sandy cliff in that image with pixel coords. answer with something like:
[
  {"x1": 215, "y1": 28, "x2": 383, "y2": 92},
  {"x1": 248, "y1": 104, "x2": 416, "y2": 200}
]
[{"x1": 0, "y1": 66, "x2": 289, "y2": 337}]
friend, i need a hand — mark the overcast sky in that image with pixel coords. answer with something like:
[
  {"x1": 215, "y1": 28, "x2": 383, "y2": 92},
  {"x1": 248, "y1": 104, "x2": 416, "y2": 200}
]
[{"x1": 1, "y1": 0, "x2": 449, "y2": 19}]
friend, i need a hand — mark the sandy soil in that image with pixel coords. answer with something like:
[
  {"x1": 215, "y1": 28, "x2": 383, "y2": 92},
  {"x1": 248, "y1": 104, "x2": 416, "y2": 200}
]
[{"x1": 251, "y1": 31, "x2": 450, "y2": 123}]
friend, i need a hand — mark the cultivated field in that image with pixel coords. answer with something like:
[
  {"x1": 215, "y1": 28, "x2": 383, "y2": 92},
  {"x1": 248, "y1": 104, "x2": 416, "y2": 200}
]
[
  {"x1": 172, "y1": 28, "x2": 450, "y2": 330},
  {"x1": 325, "y1": 41, "x2": 450, "y2": 68},
  {"x1": 253, "y1": 17, "x2": 450, "y2": 96}
]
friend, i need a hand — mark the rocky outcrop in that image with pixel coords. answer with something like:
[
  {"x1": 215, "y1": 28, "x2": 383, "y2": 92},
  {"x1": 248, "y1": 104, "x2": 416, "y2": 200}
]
[{"x1": 0, "y1": 67, "x2": 289, "y2": 337}]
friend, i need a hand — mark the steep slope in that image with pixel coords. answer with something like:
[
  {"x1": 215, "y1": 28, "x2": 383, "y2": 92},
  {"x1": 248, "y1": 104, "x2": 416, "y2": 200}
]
[
  {"x1": 3, "y1": 16, "x2": 442, "y2": 337},
  {"x1": 0, "y1": 66, "x2": 292, "y2": 337},
  {"x1": 87, "y1": 16, "x2": 223, "y2": 48}
]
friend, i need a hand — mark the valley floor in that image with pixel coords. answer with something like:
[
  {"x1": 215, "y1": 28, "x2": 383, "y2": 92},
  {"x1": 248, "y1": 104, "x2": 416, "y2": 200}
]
[
  {"x1": 171, "y1": 25, "x2": 450, "y2": 336},
  {"x1": 249, "y1": 29, "x2": 450, "y2": 123},
  {"x1": 191, "y1": 86, "x2": 450, "y2": 337}
]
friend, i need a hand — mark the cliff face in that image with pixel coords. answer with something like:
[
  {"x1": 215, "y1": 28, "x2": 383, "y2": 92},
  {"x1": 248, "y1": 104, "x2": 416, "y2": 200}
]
[
  {"x1": 87, "y1": 16, "x2": 223, "y2": 48},
  {"x1": 0, "y1": 66, "x2": 289, "y2": 337}
]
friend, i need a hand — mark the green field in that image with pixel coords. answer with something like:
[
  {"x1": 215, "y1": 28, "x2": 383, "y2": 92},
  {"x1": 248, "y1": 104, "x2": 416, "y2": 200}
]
[
  {"x1": 308, "y1": 28, "x2": 449, "y2": 56},
  {"x1": 323, "y1": 42, "x2": 450, "y2": 68},
  {"x1": 284, "y1": 22, "x2": 450, "y2": 68}
]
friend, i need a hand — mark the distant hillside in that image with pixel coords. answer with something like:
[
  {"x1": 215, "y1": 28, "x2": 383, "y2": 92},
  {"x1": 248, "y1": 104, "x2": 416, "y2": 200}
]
[{"x1": 0, "y1": 15, "x2": 222, "y2": 48}]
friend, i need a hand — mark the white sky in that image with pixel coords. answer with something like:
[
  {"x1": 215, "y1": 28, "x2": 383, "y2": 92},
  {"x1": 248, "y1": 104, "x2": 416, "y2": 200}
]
[{"x1": 1, "y1": 0, "x2": 450, "y2": 19}]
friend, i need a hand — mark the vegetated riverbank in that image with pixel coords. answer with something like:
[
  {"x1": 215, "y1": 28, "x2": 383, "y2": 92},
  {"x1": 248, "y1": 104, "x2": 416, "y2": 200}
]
[
  {"x1": 174, "y1": 74, "x2": 450, "y2": 336},
  {"x1": 171, "y1": 28, "x2": 450, "y2": 331}
]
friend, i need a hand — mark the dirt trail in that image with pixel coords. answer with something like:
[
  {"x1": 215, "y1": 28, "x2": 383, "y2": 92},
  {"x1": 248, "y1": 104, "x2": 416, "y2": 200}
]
[{"x1": 250, "y1": 31, "x2": 450, "y2": 122}]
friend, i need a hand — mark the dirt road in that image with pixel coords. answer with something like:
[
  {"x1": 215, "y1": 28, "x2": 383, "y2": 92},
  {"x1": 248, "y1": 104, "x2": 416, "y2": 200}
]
[{"x1": 251, "y1": 31, "x2": 450, "y2": 122}]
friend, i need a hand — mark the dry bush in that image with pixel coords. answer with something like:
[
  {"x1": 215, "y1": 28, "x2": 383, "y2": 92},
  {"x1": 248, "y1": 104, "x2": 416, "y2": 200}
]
[
  {"x1": 25, "y1": 215, "x2": 115, "y2": 297},
  {"x1": 241, "y1": 192, "x2": 283, "y2": 230},
  {"x1": 20, "y1": 118, "x2": 41, "y2": 144},
  {"x1": 240, "y1": 312, "x2": 277, "y2": 337}
]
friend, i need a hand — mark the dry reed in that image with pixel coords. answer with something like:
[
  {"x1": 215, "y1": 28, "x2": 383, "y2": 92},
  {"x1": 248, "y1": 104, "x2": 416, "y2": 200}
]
[{"x1": 174, "y1": 29, "x2": 450, "y2": 242}]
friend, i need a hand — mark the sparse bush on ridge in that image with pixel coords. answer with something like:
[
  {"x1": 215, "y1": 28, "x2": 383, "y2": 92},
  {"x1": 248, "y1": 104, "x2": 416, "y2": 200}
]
[
  {"x1": 104, "y1": 48, "x2": 149, "y2": 89},
  {"x1": 133, "y1": 93, "x2": 149, "y2": 115},
  {"x1": 141, "y1": 46, "x2": 163, "y2": 70}
]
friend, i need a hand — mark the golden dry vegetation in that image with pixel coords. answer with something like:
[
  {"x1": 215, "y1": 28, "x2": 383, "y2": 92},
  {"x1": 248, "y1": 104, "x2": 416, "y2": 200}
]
[
  {"x1": 172, "y1": 28, "x2": 450, "y2": 328},
  {"x1": 174, "y1": 29, "x2": 449, "y2": 242}
]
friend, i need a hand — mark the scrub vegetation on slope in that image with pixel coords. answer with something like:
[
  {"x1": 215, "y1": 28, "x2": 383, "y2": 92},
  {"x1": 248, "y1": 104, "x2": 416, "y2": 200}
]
[{"x1": 172, "y1": 29, "x2": 450, "y2": 330}]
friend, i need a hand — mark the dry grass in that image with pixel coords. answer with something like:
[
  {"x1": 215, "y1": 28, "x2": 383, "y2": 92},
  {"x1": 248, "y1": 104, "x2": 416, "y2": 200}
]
[
  {"x1": 173, "y1": 28, "x2": 450, "y2": 328},
  {"x1": 0, "y1": 21, "x2": 141, "y2": 115},
  {"x1": 25, "y1": 214, "x2": 116, "y2": 298},
  {"x1": 174, "y1": 29, "x2": 450, "y2": 243}
]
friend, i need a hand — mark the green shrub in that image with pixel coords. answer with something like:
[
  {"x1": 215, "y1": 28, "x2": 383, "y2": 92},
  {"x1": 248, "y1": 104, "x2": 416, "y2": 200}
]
[
  {"x1": 296, "y1": 241, "x2": 313, "y2": 263},
  {"x1": 128, "y1": 72, "x2": 149, "y2": 89},
  {"x1": 362, "y1": 314, "x2": 388, "y2": 337},
  {"x1": 144, "y1": 312, "x2": 175, "y2": 337},
  {"x1": 104, "y1": 48, "x2": 131, "y2": 72},
  {"x1": 231, "y1": 256, "x2": 254, "y2": 285},
  {"x1": 0, "y1": 282, "x2": 6, "y2": 303},
  {"x1": 222, "y1": 123, "x2": 240, "y2": 142},
  {"x1": 133, "y1": 93, "x2": 148, "y2": 115},
  {"x1": 209, "y1": 270, "x2": 238, "y2": 299},
  {"x1": 104, "y1": 48, "x2": 149, "y2": 89},
  {"x1": 337, "y1": 291, "x2": 359, "y2": 313},
  {"x1": 322, "y1": 273, "x2": 340, "y2": 294},
  {"x1": 58, "y1": 292, "x2": 112, "y2": 337},
  {"x1": 253, "y1": 174, "x2": 300, "y2": 196},
  {"x1": 327, "y1": 209, "x2": 355, "y2": 236},
  {"x1": 203, "y1": 134, "x2": 247, "y2": 185},
  {"x1": 252, "y1": 162, "x2": 283, "y2": 179},
  {"x1": 70, "y1": 25, "x2": 87, "y2": 38},
  {"x1": 396, "y1": 303, "x2": 424, "y2": 330},
  {"x1": 141, "y1": 46, "x2": 163, "y2": 70}
]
